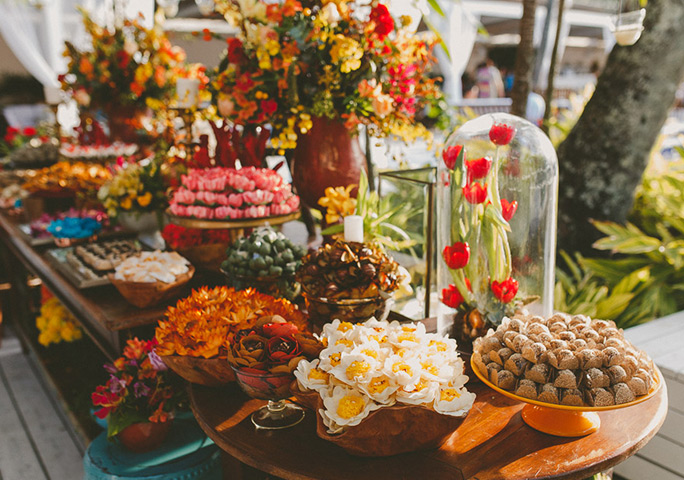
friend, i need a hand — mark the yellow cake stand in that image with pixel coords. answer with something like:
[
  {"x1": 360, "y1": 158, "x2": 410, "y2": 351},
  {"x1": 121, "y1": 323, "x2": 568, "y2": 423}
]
[
  {"x1": 471, "y1": 357, "x2": 662, "y2": 437},
  {"x1": 166, "y1": 210, "x2": 300, "y2": 229}
]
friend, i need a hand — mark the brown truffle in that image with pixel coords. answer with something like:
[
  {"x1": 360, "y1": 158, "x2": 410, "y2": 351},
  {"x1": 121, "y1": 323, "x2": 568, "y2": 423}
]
[
  {"x1": 515, "y1": 379, "x2": 539, "y2": 400},
  {"x1": 522, "y1": 342, "x2": 548, "y2": 364},
  {"x1": 585, "y1": 387, "x2": 615, "y2": 407},
  {"x1": 578, "y1": 349, "x2": 603, "y2": 370},
  {"x1": 560, "y1": 388, "x2": 584, "y2": 406},
  {"x1": 525, "y1": 363, "x2": 552, "y2": 384},
  {"x1": 495, "y1": 369, "x2": 517, "y2": 391},
  {"x1": 538, "y1": 384, "x2": 560, "y2": 404},
  {"x1": 627, "y1": 377, "x2": 649, "y2": 396},
  {"x1": 607, "y1": 365, "x2": 629, "y2": 384},
  {"x1": 614, "y1": 382, "x2": 636, "y2": 404},
  {"x1": 489, "y1": 347, "x2": 514, "y2": 366},
  {"x1": 554, "y1": 369, "x2": 579, "y2": 389},
  {"x1": 504, "y1": 353, "x2": 530, "y2": 377},
  {"x1": 558, "y1": 331, "x2": 577, "y2": 342},
  {"x1": 583, "y1": 368, "x2": 610, "y2": 389},
  {"x1": 602, "y1": 347, "x2": 624, "y2": 367}
]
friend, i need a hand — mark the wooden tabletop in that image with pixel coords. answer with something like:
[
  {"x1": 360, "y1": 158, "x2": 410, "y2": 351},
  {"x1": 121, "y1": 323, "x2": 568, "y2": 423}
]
[
  {"x1": 190, "y1": 380, "x2": 668, "y2": 480},
  {"x1": 0, "y1": 211, "x2": 213, "y2": 359}
]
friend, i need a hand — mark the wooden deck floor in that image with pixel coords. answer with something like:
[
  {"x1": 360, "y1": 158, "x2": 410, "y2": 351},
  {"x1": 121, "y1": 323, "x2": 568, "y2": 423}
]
[{"x1": 0, "y1": 326, "x2": 83, "y2": 480}]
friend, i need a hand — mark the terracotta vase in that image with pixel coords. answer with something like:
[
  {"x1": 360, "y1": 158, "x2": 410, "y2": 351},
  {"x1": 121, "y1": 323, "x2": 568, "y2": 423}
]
[
  {"x1": 105, "y1": 104, "x2": 148, "y2": 143},
  {"x1": 291, "y1": 116, "x2": 366, "y2": 211},
  {"x1": 117, "y1": 420, "x2": 172, "y2": 453}
]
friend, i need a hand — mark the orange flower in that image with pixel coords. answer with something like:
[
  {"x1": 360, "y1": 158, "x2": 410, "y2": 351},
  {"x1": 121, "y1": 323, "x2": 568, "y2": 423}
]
[
  {"x1": 130, "y1": 81, "x2": 144, "y2": 97},
  {"x1": 154, "y1": 65, "x2": 166, "y2": 88},
  {"x1": 155, "y1": 287, "x2": 308, "y2": 359},
  {"x1": 79, "y1": 57, "x2": 94, "y2": 75}
]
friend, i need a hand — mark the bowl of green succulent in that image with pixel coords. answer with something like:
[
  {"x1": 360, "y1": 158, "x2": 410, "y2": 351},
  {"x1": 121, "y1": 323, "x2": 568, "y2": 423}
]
[{"x1": 221, "y1": 228, "x2": 306, "y2": 301}]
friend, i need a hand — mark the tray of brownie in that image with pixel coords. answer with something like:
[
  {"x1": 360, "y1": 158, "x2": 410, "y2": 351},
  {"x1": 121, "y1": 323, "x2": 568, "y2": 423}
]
[{"x1": 45, "y1": 239, "x2": 143, "y2": 288}]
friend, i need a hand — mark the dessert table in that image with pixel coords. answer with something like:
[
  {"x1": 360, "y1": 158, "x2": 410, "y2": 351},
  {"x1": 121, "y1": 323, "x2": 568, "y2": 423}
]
[{"x1": 190, "y1": 379, "x2": 667, "y2": 480}]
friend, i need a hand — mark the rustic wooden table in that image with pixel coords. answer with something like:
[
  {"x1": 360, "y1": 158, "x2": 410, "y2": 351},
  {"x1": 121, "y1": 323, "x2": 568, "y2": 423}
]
[
  {"x1": 0, "y1": 211, "x2": 210, "y2": 359},
  {"x1": 190, "y1": 380, "x2": 668, "y2": 480}
]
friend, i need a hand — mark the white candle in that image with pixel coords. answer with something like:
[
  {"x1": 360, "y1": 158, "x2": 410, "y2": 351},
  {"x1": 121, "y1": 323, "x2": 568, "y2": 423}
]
[
  {"x1": 44, "y1": 85, "x2": 62, "y2": 105},
  {"x1": 344, "y1": 215, "x2": 364, "y2": 243},
  {"x1": 176, "y1": 78, "x2": 200, "y2": 108}
]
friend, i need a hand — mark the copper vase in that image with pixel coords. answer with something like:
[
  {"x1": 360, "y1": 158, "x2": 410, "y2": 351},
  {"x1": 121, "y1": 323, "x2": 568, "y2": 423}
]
[{"x1": 291, "y1": 116, "x2": 366, "y2": 211}]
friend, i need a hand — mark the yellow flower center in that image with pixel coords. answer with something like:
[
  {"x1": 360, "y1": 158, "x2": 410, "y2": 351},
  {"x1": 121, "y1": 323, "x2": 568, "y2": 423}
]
[
  {"x1": 337, "y1": 395, "x2": 365, "y2": 419},
  {"x1": 421, "y1": 362, "x2": 438, "y2": 375},
  {"x1": 440, "y1": 388, "x2": 461, "y2": 402},
  {"x1": 346, "y1": 360, "x2": 371, "y2": 380},
  {"x1": 330, "y1": 353, "x2": 341, "y2": 367},
  {"x1": 392, "y1": 362, "x2": 413, "y2": 376},
  {"x1": 398, "y1": 332, "x2": 418, "y2": 343},
  {"x1": 368, "y1": 377, "x2": 390, "y2": 394},
  {"x1": 401, "y1": 326, "x2": 416, "y2": 332},
  {"x1": 362, "y1": 349, "x2": 378, "y2": 359},
  {"x1": 308, "y1": 368, "x2": 329, "y2": 381},
  {"x1": 335, "y1": 338, "x2": 354, "y2": 348},
  {"x1": 337, "y1": 322, "x2": 353, "y2": 332},
  {"x1": 429, "y1": 340, "x2": 447, "y2": 352}
]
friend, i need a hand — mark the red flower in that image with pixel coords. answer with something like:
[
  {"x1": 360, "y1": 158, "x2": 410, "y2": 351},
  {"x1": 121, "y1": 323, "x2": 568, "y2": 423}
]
[
  {"x1": 115, "y1": 50, "x2": 130, "y2": 69},
  {"x1": 442, "y1": 242, "x2": 470, "y2": 269},
  {"x1": 202, "y1": 28, "x2": 212, "y2": 42},
  {"x1": 266, "y1": 335, "x2": 301, "y2": 364},
  {"x1": 442, "y1": 145, "x2": 464, "y2": 170},
  {"x1": 501, "y1": 198, "x2": 518, "y2": 222},
  {"x1": 262, "y1": 322, "x2": 299, "y2": 338},
  {"x1": 227, "y1": 38, "x2": 246, "y2": 64},
  {"x1": 463, "y1": 183, "x2": 488, "y2": 204},
  {"x1": 370, "y1": 3, "x2": 394, "y2": 38},
  {"x1": 442, "y1": 284, "x2": 464, "y2": 308},
  {"x1": 465, "y1": 156, "x2": 492, "y2": 180},
  {"x1": 491, "y1": 277, "x2": 518, "y2": 303},
  {"x1": 489, "y1": 123, "x2": 516, "y2": 146},
  {"x1": 7, "y1": 126, "x2": 19, "y2": 134},
  {"x1": 260, "y1": 99, "x2": 278, "y2": 116},
  {"x1": 22, "y1": 126, "x2": 37, "y2": 137}
]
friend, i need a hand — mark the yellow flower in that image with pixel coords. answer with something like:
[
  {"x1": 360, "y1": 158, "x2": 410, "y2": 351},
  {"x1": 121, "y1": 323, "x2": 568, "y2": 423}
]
[
  {"x1": 137, "y1": 192, "x2": 152, "y2": 207},
  {"x1": 318, "y1": 184, "x2": 357, "y2": 224},
  {"x1": 329, "y1": 34, "x2": 362, "y2": 73},
  {"x1": 120, "y1": 196, "x2": 133, "y2": 210}
]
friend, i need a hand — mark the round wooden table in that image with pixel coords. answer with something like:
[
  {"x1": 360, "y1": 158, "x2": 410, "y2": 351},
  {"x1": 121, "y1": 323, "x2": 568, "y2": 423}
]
[{"x1": 190, "y1": 380, "x2": 667, "y2": 480}]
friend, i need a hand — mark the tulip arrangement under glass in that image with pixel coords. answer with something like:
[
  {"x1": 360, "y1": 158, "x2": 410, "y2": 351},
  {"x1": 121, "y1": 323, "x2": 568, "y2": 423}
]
[{"x1": 437, "y1": 113, "x2": 559, "y2": 349}]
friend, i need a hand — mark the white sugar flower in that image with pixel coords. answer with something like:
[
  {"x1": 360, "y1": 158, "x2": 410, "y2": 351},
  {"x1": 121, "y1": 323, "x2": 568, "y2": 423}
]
[
  {"x1": 358, "y1": 374, "x2": 399, "y2": 405},
  {"x1": 395, "y1": 379, "x2": 439, "y2": 405},
  {"x1": 433, "y1": 386, "x2": 476, "y2": 416},
  {"x1": 383, "y1": 354, "x2": 422, "y2": 387},
  {"x1": 328, "y1": 352, "x2": 380, "y2": 385},
  {"x1": 320, "y1": 385, "x2": 381, "y2": 431},
  {"x1": 294, "y1": 359, "x2": 330, "y2": 393}
]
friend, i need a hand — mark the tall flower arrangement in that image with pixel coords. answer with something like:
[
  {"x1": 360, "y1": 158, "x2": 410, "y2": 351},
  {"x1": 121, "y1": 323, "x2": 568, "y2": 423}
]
[
  {"x1": 211, "y1": 0, "x2": 443, "y2": 152},
  {"x1": 61, "y1": 8, "x2": 187, "y2": 109}
]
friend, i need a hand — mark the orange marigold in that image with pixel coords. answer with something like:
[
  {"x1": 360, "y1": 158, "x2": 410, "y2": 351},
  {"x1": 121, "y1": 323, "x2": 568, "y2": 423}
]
[{"x1": 155, "y1": 286, "x2": 307, "y2": 359}]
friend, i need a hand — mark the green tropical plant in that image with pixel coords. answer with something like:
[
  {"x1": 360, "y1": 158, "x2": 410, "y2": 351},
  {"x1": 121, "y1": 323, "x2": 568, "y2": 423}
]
[{"x1": 555, "y1": 153, "x2": 684, "y2": 328}]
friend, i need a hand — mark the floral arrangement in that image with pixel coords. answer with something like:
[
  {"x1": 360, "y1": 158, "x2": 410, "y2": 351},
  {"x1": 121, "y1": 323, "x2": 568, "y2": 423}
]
[
  {"x1": 211, "y1": 0, "x2": 443, "y2": 152},
  {"x1": 441, "y1": 122, "x2": 521, "y2": 336},
  {"x1": 92, "y1": 337, "x2": 186, "y2": 438},
  {"x1": 1, "y1": 126, "x2": 49, "y2": 155},
  {"x1": 36, "y1": 296, "x2": 83, "y2": 346},
  {"x1": 22, "y1": 161, "x2": 112, "y2": 195},
  {"x1": 161, "y1": 224, "x2": 234, "y2": 249},
  {"x1": 295, "y1": 318, "x2": 475, "y2": 433},
  {"x1": 296, "y1": 238, "x2": 403, "y2": 300},
  {"x1": 155, "y1": 286, "x2": 308, "y2": 359},
  {"x1": 227, "y1": 316, "x2": 324, "y2": 374},
  {"x1": 318, "y1": 184, "x2": 357, "y2": 225},
  {"x1": 98, "y1": 158, "x2": 168, "y2": 218},
  {"x1": 61, "y1": 8, "x2": 187, "y2": 108}
]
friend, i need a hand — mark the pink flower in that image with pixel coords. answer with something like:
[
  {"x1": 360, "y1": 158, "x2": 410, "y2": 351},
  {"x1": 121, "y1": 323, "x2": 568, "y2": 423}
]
[{"x1": 227, "y1": 193, "x2": 244, "y2": 208}]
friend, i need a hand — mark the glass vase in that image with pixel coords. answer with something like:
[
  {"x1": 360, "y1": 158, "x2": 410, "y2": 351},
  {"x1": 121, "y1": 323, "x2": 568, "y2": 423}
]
[{"x1": 437, "y1": 113, "x2": 558, "y2": 350}]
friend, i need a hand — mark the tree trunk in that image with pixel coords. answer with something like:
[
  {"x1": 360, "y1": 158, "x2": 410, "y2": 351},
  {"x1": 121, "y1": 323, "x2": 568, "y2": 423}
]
[
  {"x1": 542, "y1": 0, "x2": 566, "y2": 133},
  {"x1": 556, "y1": 0, "x2": 684, "y2": 255},
  {"x1": 510, "y1": 0, "x2": 538, "y2": 116}
]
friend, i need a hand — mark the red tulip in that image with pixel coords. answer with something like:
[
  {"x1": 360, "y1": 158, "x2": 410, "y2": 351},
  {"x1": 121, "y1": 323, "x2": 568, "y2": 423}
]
[
  {"x1": 501, "y1": 198, "x2": 518, "y2": 222},
  {"x1": 489, "y1": 123, "x2": 516, "y2": 146},
  {"x1": 442, "y1": 284, "x2": 465, "y2": 309},
  {"x1": 465, "y1": 156, "x2": 492, "y2": 180},
  {"x1": 491, "y1": 277, "x2": 518, "y2": 303},
  {"x1": 442, "y1": 242, "x2": 470, "y2": 269},
  {"x1": 442, "y1": 144, "x2": 464, "y2": 170},
  {"x1": 463, "y1": 183, "x2": 488, "y2": 204},
  {"x1": 22, "y1": 126, "x2": 36, "y2": 137}
]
